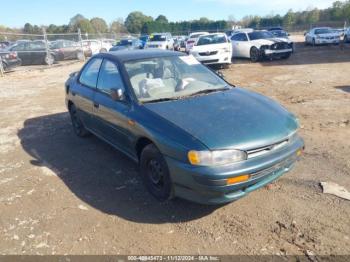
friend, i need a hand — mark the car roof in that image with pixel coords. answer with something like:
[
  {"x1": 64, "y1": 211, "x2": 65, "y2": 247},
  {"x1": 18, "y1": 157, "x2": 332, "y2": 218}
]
[{"x1": 100, "y1": 49, "x2": 184, "y2": 62}]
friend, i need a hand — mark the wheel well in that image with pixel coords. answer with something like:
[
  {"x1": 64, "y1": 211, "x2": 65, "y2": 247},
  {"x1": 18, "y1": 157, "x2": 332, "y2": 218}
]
[
  {"x1": 135, "y1": 137, "x2": 153, "y2": 160},
  {"x1": 67, "y1": 100, "x2": 74, "y2": 111}
]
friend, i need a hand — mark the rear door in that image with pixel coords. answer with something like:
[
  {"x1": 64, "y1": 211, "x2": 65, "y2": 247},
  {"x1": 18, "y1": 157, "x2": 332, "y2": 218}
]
[
  {"x1": 92, "y1": 59, "x2": 135, "y2": 156},
  {"x1": 71, "y1": 57, "x2": 103, "y2": 129}
]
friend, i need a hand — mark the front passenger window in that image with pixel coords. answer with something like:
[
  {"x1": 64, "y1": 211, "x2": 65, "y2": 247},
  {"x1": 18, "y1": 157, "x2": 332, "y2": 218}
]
[{"x1": 97, "y1": 60, "x2": 125, "y2": 95}]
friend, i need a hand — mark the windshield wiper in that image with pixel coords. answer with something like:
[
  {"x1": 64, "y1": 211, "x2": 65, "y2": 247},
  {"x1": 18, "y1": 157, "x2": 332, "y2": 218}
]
[
  {"x1": 187, "y1": 87, "x2": 230, "y2": 97},
  {"x1": 143, "y1": 97, "x2": 181, "y2": 104}
]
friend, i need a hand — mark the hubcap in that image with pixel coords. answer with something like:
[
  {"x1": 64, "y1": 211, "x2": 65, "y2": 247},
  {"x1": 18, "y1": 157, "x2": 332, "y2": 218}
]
[{"x1": 147, "y1": 159, "x2": 164, "y2": 188}]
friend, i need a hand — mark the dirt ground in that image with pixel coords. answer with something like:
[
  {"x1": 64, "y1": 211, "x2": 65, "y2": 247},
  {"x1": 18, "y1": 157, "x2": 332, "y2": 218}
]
[{"x1": 0, "y1": 36, "x2": 350, "y2": 256}]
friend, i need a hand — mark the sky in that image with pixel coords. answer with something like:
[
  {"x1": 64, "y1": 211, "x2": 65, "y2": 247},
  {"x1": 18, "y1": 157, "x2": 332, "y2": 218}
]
[{"x1": 1, "y1": 0, "x2": 336, "y2": 28}]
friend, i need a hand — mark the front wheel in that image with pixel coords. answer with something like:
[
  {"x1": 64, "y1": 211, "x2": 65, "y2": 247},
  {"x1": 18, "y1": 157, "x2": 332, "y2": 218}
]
[
  {"x1": 140, "y1": 144, "x2": 174, "y2": 202},
  {"x1": 344, "y1": 35, "x2": 349, "y2": 43},
  {"x1": 69, "y1": 104, "x2": 90, "y2": 137},
  {"x1": 250, "y1": 47, "x2": 261, "y2": 62}
]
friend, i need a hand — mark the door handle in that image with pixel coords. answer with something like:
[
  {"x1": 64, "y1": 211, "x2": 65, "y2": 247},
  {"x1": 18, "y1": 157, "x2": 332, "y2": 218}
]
[{"x1": 93, "y1": 102, "x2": 99, "y2": 108}]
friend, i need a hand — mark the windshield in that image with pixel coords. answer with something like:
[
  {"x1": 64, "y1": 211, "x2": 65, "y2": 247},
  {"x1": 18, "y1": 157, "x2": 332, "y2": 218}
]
[
  {"x1": 150, "y1": 35, "x2": 166, "y2": 42},
  {"x1": 271, "y1": 30, "x2": 288, "y2": 37},
  {"x1": 315, "y1": 28, "x2": 332, "y2": 34},
  {"x1": 124, "y1": 55, "x2": 228, "y2": 103},
  {"x1": 197, "y1": 35, "x2": 227, "y2": 46},
  {"x1": 248, "y1": 31, "x2": 274, "y2": 40},
  {"x1": 190, "y1": 34, "x2": 205, "y2": 39}
]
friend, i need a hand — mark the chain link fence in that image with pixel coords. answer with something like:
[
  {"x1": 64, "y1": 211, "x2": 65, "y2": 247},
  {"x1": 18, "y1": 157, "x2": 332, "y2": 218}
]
[{"x1": 0, "y1": 29, "x2": 141, "y2": 76}]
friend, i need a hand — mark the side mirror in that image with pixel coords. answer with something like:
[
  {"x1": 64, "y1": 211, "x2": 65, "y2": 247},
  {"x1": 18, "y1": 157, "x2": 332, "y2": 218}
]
[
  {"x1": 304, "y1": 32, "x2": 307, "y2": 36},
  {"x1": 110, "y1": 88, "x2": 124, "y2": 101}
]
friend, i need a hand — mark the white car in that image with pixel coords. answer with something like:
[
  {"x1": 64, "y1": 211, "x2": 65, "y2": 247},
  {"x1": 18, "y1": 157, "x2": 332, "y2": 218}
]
[
  {"x1": 185, "y1": 32, "x2": 209, "y2": 53},
  {"x1": 231, "y1": 30, "x2": 293, "y2": 62},
  {"x1": 146, "y1": 33, "x2": 174, "y2": 50},
  {"x1": 190, "y1": 33, "x2": 232, "y2": 67},
  {"x1": 82, "y1": 39, "x2": 115, "y2": 55},
  {"x1": 344, "y1": 28, "x2": 350, "y2": 43},
  {"x1": 305, "y1": 27, "x2": 341, "y2": 46}
]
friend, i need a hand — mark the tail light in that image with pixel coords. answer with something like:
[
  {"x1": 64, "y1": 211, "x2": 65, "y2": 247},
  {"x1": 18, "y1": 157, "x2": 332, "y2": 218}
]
[{"x1": 187, "y1": 40, "x2": 195, "y2": 44}]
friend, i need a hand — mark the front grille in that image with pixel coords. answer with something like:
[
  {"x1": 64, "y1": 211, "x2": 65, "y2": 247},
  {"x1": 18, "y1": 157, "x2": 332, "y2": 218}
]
[
  {"x1": 199, "y1": 51, "x2": 218, "y2": 56},
  {"x1": 202, "y1": 59, "x2": 219, "y2": 64},
  {"x1": 272, "y1": 42, "x2": 289, "y2": 50},
  {"x1": 247, "y1": 138, "x2": 291, "y2": 159}
]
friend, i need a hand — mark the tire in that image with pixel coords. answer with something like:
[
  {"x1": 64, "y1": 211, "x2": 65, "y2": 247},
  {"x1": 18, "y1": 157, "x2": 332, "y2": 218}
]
[
  {"x1": 312, "y1": 38, "x2": 316, "y2": 46},
  {"x1": 140, "y1": 144, "x2": 174, "y2": 202},
  {"x1": 69, "y1": 104, "x2": 90, "y2": 137},
  {"x1": 44, "y1": 54, "x2": 54, "y2": 65},
  {"x1": 250, "y1": 47, "x2": 260, "y2": 62},
  {"x1": 345, "y1": 35, "x2": 349, "y2": 43}
]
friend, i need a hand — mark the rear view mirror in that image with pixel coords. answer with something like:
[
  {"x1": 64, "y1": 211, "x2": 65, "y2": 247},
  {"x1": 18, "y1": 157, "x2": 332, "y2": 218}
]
[{"x1": 110, "y1": 88, "x2": 124, "y2": 101}]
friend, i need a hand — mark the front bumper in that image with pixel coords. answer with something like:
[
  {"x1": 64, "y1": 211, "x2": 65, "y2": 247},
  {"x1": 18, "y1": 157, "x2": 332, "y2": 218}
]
[
  {"x1": 315, "y1": 38, "x2": 340, "y2": 45},
  {"x1": 2, "y1": 58, "x2": 22, "y2": 70},
  {"x1": 166, "y1": 136, "x2": 304, "y2": 205},
  {"x1": 192, "y1": 53, "x2": 232, "y2": 65}
]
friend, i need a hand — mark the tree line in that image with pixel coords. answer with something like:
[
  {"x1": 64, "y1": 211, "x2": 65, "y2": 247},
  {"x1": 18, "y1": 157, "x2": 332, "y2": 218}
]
[{"x1": 0, "y1": 0, "x2": 349, "y2": 38}]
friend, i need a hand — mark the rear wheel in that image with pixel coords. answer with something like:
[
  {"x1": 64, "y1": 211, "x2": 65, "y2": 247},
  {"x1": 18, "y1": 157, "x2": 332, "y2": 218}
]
[
  {"x1": 140, "y1": 144, "x2": 174, "y2": 202},
  {"x1": 250, "y1": 47, "x2": 260, "y2": 62},
  {"x1": 69, "y1": 104, "x2": 90, "y2": 137}
]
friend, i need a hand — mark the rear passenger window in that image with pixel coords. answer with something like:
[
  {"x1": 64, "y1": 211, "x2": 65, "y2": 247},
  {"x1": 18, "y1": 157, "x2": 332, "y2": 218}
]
[
  {"x1": 79, "y1": 58, "x2": 102, "y2": 88},
  {"x1": 97, "y1": 60, "x2": 124, "y2": 94}
]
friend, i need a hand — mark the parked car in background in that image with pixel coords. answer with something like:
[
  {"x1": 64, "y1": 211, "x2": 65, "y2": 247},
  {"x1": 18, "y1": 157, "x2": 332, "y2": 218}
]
[
  {"x1": 8, "y1": 41, "x2": 55, "y2": 65},
  {"x1": 0, "y1": 50, "x2": 22, "y2": 71},
  {"x1": 231, "y1": 30, "x2": 293, "y2": 62},
  {"x1": 82, "y1": 40, "x2": 101, "y2": 56},
  {"x1": 50, "y1": 40, "x2": 84, "y2": 61},
  {"x1": 173, "y1": 38, "x2": 181, "y2": 51},
  {"x1": 344, "y1": 28, "x2": 350, "y2": 43},
  {"x1": 109, "y1": 38, "x2": 143, "y2": 51},
  {"x1": 146, "y1": 33, "x2": 174, "y2": 50},
  {"x1": 0, "y1": 41, "x2": 12, "y2": 50},
  {"x1": 305, "y1": 27, "x2": 341, "y2": 46},
  {"x1": 185, "y1": 32, "x2": 209, "y2": 53},
  {"x1": 269, "y1": 29, "x2": 290, "y2": 40},
  {"x1": 190, "y1": 33, "x2": 232, "y2": 67},
  {"x1": 139, "y1": 35, "x2": 149, "y2": 49},
  {"x1": 100, "y1": 39, "x2": 115, "y2": 52},
  {"x1": 65, "y1": 49, "x2": 304, "y2": 204}
]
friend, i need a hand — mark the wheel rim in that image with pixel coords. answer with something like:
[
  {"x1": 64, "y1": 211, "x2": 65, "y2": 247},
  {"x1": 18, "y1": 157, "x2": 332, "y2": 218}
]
[
  {"x1": 251, "y1": 49, "x2": 259, "y2": 61},
  {"x1": 147, "y1": 159, "x2": 164, "y2": 190}
]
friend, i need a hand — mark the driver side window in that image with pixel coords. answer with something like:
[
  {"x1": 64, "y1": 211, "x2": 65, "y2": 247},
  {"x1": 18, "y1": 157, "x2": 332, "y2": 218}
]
[
  {"x1": 231, "y1": 33, "x2": 248, "y2": 42},
  {"x1": 97, "y1": 60, "x2": 125, "y2": 95}
]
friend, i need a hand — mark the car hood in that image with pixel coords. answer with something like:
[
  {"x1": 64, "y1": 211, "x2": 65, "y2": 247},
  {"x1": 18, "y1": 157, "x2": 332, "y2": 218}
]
[
  {"x1": 192, "y1": 43, "x2": 230, "y2": 52},
  {"x1": 251, "y1": 38, "x2": 291, "y2": 45},
  {"x1": 316, "y1": 33, "x2": 339, "y2": 37},
  {"x1": 144, "y1": 88, "x2": 298, "y2": 150},
  {"x1": 148, "y1": 41, "x2": 166, "y2": 46}
]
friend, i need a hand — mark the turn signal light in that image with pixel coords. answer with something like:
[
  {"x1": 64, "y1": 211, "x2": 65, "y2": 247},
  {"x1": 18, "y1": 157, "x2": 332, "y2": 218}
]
[{"x1": 226, "y1": 175, "x2": 250, "y2": 185}]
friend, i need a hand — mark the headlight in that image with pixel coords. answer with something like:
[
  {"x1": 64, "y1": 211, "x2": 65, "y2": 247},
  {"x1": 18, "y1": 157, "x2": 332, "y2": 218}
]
[{"x1": 188, "y1": 150, "x2": 247, "y2": 166}]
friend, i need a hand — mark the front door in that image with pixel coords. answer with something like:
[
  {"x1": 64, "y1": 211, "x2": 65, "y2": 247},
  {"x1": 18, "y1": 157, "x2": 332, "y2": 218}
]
[{"x1": 92, "y1": 59, "x2": 135, "y2": 157}]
